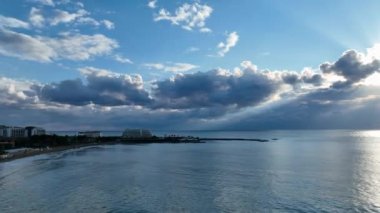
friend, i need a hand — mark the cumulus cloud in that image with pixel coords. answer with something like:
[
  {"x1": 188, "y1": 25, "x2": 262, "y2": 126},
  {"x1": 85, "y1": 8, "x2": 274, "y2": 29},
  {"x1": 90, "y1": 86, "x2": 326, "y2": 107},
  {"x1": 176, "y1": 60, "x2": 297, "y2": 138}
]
[
  {"x1": 3, "y1": 45, "x2": 380, "y2": 130},
  {"x1": 0, "y1": 15, "x2": 30, "y2": 29},
  {"x1": 217, "y1": 32, "x2": 239, "y2": 57},
  {"x1": 38, "y1": 67, "x2": 152, "y2": 106},
  {"x1": 280, "y1": 68, "x2": 324, "y2": 87},
  {"x1": 320, "y1": 50, "x2": 380, "y2": 88},
  {"x1": 0, "y1": 77, "x2": 40, "y2": 108},
  {"x1": 148, "y1": 0, "x2": 157, "y2": 9},
  {"x1": 143, "y1": 62, "x2": 198, "y2": 73},
  {"x1": 0, "y1": 28, "x2": 118, "y2": 62},
  {"x1": 29, "y1": 7, "x2": 45, "y2": 27},
  {"x1": 152, "y1": 66, "x2": 279, "y2": 109},
  {"x1": 154, "y1": 2, "x2": 213, "y2": 32}
]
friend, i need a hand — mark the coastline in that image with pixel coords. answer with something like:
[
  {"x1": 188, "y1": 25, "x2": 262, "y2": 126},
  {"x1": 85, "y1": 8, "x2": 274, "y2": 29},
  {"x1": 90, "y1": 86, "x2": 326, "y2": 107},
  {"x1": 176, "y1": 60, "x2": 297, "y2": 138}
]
[
  {"x1": 1, "y1": 136, "x2": 270, "y2": 163},
  {"x1": 0, "y1": 143, "x2": 112, "y2": 163},
  {"x1": 0, "y1": 138, "x2": 203, "y2": 163}
]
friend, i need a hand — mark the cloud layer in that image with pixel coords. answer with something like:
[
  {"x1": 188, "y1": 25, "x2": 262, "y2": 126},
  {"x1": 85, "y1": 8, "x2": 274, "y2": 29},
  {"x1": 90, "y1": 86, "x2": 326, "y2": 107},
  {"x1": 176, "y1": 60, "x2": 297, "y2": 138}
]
[{"x1": 0, "y1": 46, "x2": 373, "y2": 130}]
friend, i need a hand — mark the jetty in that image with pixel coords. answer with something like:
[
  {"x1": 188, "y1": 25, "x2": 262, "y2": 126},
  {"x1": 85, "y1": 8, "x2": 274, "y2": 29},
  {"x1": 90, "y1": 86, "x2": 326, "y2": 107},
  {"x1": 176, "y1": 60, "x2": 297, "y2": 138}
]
[{"x1": 200, "y1": 138, "x2": 269, "y2": 142}]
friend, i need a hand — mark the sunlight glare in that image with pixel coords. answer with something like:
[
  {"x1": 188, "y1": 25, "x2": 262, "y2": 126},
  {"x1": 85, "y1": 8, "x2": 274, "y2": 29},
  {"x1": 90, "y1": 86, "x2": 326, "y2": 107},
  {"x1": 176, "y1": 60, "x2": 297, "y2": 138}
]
[{"x1": 362, "y1": 73, "x2": 380, "y2": 86}]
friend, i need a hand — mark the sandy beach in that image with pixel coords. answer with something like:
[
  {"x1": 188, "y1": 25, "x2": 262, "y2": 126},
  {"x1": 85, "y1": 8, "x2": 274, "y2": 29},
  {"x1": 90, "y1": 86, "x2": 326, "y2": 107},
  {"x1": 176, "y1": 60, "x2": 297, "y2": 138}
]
[{"x1": 0, "y1": 143, "x2": 108, "y2": 163}]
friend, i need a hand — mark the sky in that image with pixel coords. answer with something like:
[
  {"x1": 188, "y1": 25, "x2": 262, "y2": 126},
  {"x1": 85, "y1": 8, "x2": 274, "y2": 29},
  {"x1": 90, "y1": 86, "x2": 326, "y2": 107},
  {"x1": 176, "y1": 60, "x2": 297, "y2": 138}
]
[{"x1": 1, "y1": 0, "x2": 380, "y2": 130}]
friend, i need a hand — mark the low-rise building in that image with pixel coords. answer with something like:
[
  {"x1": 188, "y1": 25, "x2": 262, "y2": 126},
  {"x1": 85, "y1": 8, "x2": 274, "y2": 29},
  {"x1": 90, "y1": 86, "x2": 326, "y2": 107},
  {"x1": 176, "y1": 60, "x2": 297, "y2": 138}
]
[
  {"x1": 0, "y1": 125, "x2": 8, "y2": 138},
  {"x1": 0, "y1": 126, "x2": 46, "y2": 138},
  {"x1": 78, "y1": 131, "x2": 102, "y2": 138},
  {"x1": 123, "y1": 129, "x2": 153, "y2": 138},
  {"x1": 25, "y1": 126, "x2": 46, "y2": 137},
  {"x1": 0, "y1": 126, "x2": 25, "y2": 138}
]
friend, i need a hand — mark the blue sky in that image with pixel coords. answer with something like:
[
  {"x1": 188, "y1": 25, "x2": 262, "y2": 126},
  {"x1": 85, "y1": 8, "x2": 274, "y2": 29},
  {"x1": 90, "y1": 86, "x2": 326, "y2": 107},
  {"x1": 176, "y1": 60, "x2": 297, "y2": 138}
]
[{"x1": 1, "y1": 0, "x2": 380, "y2": 130}]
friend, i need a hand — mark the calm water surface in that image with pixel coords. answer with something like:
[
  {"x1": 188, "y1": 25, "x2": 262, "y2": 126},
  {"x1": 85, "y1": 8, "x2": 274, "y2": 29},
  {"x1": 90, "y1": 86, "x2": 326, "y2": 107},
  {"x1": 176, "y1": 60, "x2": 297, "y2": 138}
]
[{"x1": 1, "y1": 130, "x2": 380, "y2": 212}]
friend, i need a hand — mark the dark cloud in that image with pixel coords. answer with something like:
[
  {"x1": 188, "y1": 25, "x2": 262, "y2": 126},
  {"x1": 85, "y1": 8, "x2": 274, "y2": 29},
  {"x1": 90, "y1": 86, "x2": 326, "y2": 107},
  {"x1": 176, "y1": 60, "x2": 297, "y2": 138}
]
[
  {"x1": 221, "y1": 85, "x2": 380, "y2": 130},
  {"x1": 301, "y1": 73, "x2": 323, "y2": 86},
  {"x1": 281, "y1": 71, "x2": 323, "y2": 86},
  {"x1": 152, "y1": 69, "x2": 279, "y2": 109},
  {"x1": 321, "y1": 50, "x2": 380, "y2": 87},
  {"x1": 39, "y1": 68, "x2": 152, "y2": 106},
  {"x1": 2, "y1": 45, "x2": 380, "y2": 130}
]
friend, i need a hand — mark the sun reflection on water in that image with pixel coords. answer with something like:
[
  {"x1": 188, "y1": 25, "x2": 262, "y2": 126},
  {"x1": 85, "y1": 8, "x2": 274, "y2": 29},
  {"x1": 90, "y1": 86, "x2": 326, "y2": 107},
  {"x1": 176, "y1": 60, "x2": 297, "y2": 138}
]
[{"x1": 349, "y1": 130, "x2": 380, "y2": 211}]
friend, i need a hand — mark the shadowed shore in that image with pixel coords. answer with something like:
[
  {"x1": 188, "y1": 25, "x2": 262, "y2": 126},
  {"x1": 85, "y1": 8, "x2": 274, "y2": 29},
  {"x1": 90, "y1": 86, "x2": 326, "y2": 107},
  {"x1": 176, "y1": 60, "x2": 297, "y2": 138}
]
[{"x1": 1, "y1": 135, "x2": 272, "y2": 163}]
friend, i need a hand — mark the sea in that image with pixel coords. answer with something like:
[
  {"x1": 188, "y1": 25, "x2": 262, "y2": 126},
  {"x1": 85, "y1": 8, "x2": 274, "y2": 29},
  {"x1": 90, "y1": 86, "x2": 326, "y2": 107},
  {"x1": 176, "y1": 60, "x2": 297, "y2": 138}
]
[{"x1": 0, "y1": 130, "x2": 380, "y2": 212}]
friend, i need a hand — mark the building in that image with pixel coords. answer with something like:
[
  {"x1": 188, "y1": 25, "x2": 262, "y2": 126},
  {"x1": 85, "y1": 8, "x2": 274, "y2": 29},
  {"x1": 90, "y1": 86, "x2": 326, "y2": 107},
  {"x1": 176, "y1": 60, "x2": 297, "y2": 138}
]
[
  {"x1": 122, "y1": 129, "x2": 153, "y2": 138},
  {"x1": 0, "y1": 126, "x2": 46, "y2": 138},
  {"x1": 78, "y1": 131, "x2": 102, "y2": 138},
  {"x1": 0, "y1": 126, "x2": 25, "y2": 138},
  {"x1": 25, "y1": 126, "x2": 46, "y2": 137},
  {"x1": 0, "y1": 125, "x2": 7, "y2": 138}
]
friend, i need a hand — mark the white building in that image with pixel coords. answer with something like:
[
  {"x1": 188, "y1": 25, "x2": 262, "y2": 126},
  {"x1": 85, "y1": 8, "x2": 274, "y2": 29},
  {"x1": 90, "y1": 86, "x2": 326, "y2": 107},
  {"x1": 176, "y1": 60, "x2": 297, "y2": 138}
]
[
  {"x1": 0, "y1": 126, "x2": 46, "y2": 138},
  {"x1": 78, "y1": 131, "x2": 102, "y2": 138},
  {"x1": 0, "y1": 126, "x2": 26, "y2": 138},
  {"x1": 122, "y1": 129, "x2": 152, "y2": 138}
]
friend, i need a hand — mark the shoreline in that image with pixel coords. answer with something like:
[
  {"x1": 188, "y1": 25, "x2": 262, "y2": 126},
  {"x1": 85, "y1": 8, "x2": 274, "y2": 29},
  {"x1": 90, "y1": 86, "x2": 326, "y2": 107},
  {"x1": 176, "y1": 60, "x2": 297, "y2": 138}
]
[
  {"x1": 1, "y1": 137, "x2": 271, "y2": 163},
  {"x1": 0, "y1": 143, "x2": 113, "y2": 163},
  {"x1": 0, "y1": 139, "x2": 203, "y2": 163}
]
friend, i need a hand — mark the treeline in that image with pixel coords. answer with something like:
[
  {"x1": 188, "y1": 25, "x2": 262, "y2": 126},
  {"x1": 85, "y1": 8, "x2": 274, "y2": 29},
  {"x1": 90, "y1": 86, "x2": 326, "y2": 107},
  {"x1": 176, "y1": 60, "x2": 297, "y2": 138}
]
[{"x1": 11, "y1": 135, "x2": 121, "y2": 149}]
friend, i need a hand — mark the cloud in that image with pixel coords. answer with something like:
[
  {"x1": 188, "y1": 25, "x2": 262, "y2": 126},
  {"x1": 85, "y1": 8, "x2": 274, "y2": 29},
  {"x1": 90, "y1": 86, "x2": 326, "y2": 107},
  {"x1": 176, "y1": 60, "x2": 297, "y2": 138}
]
[
  {"x1": 50, "y1": 9, "x2": 88, "y2": 25},
  {"x1": 3, "y1": 45, "x2": 380, "y2": 130},
  {"x1": 41, "y1": 8, "x2": 115, "y2": 30},
  {"x1": 143, "y1": 62, "x2": 198, "y2": 73},
  {"x1": 148, "y1": 0, "x2": 157, "y2": 9},
  {"x1": 76, "y1": 2, "x2": 85, "y2": 8},
  {"x1": 38, "y1": 67, "x2": 152, "y2": 106},
  {"x1": 101, "y1": 19, "x2": 115, "y2": 29},
  {"x1": 29, "y1": 7, "x2": 45, "y2": 27},
  {"x1": 217, "y1": 32, "x2": 239, "y2": 57},
  {"x1": 0, "y1": 28, "x2": 56, "y2": 62},
  {"x1": 29, "y1": 0, "x2": 55, "y2": 7},
  {"x1": 0, "y1": 28, "x2": 118, "y2": 62},
  {"x1": 43, "y1": 32, "x2": 118, "y2": 61},
  {"x1": 0, "y1": 77, "x2": 39, "y2": 106},
  {"x1": 154, "y1": 2, "x2": 213, "y2": 32},
  {"x1": 221, "y1": 85, "x2": 380, "y2": 130},
  {"x1": 152, "y1": 67, "x2": 279, "y2": 109},
  {"x1": 320, "y1": 50, "x2": 380, "y2": 88},
  {"x1": 114, "y1": 54, "x2": 133, "y2": 64},
  {"x1": 281, "y1": 68, "x2": 324, "y2": 87},
  {"x1": 0, "y1": 15, "x2": 30, "y2": 29},
  {"x1": 186, "y1": 47, "x2": 200, "y2": 53}
]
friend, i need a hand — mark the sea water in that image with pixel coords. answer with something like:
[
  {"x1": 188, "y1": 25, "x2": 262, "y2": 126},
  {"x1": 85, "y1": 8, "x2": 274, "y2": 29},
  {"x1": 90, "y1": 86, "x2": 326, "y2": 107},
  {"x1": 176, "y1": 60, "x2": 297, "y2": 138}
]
[{"x1": 1, "y1": 130, "x2": 380, "y2": 212}]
